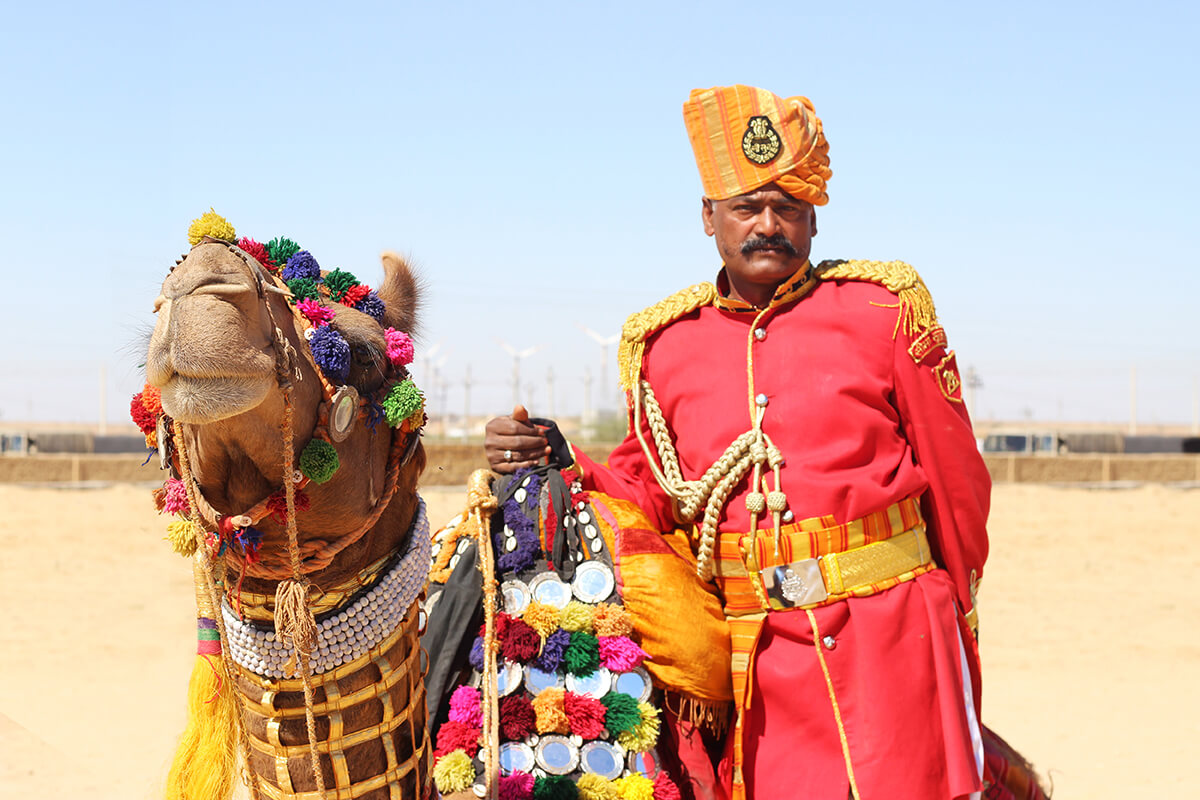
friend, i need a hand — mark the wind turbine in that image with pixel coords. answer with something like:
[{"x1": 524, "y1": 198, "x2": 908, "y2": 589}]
[
  {"x1": 577, "y1": 324, "x2": 619, "y2": 411},
  {"x1": 495, "y1": 339, "x2": 542, "y2": 408}
]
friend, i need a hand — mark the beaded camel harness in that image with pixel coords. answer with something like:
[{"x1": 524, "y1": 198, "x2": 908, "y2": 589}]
[{"x1": 137, "y1": 211, "x2": 432, "y2": 800}]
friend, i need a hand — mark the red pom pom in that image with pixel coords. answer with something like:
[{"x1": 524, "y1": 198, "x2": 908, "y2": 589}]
[
  {"x1": 653, "y1": 771, "x2": 682, "y2": 800},
  {"x1": 564, "y1": 691, "x2": 607, "y2": 739},
  {"x1": 238, "y1": 237, "x2": 276, "y2": 271},
  {"x1": 434, "y1": 720, "x2": 481, "y2": 759},
  {"x1": 501, "y1": 619, "x2": 541, "y2": 663},
  {"x1": 130, "y1": 393, "x2": 157, "y2": 434},
  {"x1": 499, "y1": 695, "x2": 536, "y2": 741},
  {"x1": 481, "y1": 612, "x2": 515, "y2": 641},
  {"x1": 340, "y1": 284, "x2": 371, "y2": 307}
]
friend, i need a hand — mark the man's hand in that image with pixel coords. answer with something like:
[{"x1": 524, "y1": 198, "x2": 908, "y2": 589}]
[{"x1": 484, "y1": 405, "x2": 552, "y2": 473}]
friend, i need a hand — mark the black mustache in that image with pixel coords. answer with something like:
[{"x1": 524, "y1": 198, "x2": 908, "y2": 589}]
[{"x1": 740, "y1": 234, "x2": 797, "y2": 256}]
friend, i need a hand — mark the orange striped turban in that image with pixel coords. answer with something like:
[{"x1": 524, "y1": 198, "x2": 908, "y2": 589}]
[{"x1": 683, "y1": 85, "x2": 832, "y2": 205}]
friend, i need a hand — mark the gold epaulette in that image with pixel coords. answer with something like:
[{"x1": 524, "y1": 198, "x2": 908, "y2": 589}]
[
  {"x1": 816, "y1": 259, "x2": 938, "y2": 338},
  {"x1": 618, "y1": 282, "x2": 718, "y2": 391}
]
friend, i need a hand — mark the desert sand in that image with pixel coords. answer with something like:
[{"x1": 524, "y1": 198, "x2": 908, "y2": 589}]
[{"x1": 1, "y1": 481, "x2": 1196, "y2": 799}]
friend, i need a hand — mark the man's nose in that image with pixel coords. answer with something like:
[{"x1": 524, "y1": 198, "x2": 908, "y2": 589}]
[{"x1": 753, "y1": 208, "x2": 781, "y2": 235}]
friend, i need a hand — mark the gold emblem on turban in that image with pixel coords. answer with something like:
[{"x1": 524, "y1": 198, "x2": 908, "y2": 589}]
[{"x1": 741, "y1": 115, "x2": 782, "y2": 165}]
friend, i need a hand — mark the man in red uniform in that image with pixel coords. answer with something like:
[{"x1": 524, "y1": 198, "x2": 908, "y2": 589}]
[{"x1": 486, "y1": 85, "x2": 990, "y2": 800}]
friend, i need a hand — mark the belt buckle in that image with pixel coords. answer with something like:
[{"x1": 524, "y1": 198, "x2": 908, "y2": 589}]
[{"x1": 760, "y1": 557, "x2": 829, "y2": 610}]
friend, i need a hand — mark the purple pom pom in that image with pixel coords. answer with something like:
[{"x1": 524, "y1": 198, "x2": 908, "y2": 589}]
[
  {"x1": 469, "y1": 636, "x2": 486, "y2": 671},
  {"x1": 535, "y1": 628, "x2": 570, "y2": 672},
  {"x1": 309, "y1": 325, "x2": 350, "y2": 383},
  {"x1": 282, "y1": 250, "x2": 320, "y2": 281},
  {"x1": 355, "y1": 291, "x2": 386, "y2": 322}
]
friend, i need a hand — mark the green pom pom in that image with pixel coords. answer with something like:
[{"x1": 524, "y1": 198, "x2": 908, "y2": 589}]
[
  {"x1": 563, "y1": 631, "x2": 600, "y2": 677},
  {"x1": 323, "y1": 268, "x2": 359, "y2": 301},
  {"x1": 382, "y1": 379, "x2": 424, "y2": 427},
  {"x1": 600, "y1": 691, "x2": 641, "y2": 736},
  {"x1": 267, "y1": 237, "x2": 301, "y2": 267},
  {"x1": 533, "y1": 774, "x2": 578, "y2": 800},
  {"x1": 299, "y1": 439, "x2": 339, "y2": 484},
  {"x1": 287, "y1": 278, "x2": 321, "y2": 302}
]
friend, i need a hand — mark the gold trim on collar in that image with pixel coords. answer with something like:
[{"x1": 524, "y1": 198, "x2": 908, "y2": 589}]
[{"x1": 713, "y1": 261, "x2": 817, "y2": 313}]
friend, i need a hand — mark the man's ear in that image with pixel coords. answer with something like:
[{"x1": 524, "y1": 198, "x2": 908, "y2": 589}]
[
  {"x1": 701, "y1": 197, "x2": 716, "y2": 237},
  {"x1": 810, "y1": 206, "x2": 818, "y2": 238}
]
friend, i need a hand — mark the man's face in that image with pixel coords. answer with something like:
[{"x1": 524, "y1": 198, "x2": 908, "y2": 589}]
[{"x1": 702, "y1": 183, "x2": 817, "y2": 304}]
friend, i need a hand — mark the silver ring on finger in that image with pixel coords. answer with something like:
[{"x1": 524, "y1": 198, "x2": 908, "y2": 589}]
[{"x1": 504, "y1": 449, "x2": 513, "y2": 462}]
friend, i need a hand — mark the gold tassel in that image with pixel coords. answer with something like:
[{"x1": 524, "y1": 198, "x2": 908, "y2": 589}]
[{"x1": 274, "y1": 578, "x2": 317, "y2": 677}]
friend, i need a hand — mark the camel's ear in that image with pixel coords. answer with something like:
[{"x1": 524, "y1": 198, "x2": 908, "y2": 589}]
[{"x1": 377, "y1": 251, "x2": 422, "y2": 334}]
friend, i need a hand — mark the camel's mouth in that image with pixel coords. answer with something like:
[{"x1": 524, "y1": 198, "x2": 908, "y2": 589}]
[{"x1": 159, "y1": 374, "x2": 274, "y2": 424}]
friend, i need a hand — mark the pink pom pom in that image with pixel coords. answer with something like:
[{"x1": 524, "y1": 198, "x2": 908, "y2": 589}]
[
  {"x1": 653, "y1": 771, "x2": 683, "y2": 800},
  {"x1": 448, "y1": 685, "x2": 483, "y2": 728},
  {"x1": 498, "y1": 771, "x2": 535, "y2": 800},
  {"x1": 385, "y1": 328, "x2": 414, "y2": 366},
  {"x1": 297, "y1": 298, "x2": 336, "y2": 326},
  {"x1": 598, "y1": 636, "x2": 649, "y2": 672},
  {"x1": 163, "y1": 478, "x2": 190, "y2": 515}
]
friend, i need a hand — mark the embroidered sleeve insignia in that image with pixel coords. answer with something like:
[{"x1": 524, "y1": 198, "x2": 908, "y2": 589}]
[
  {"x1": 933, "y1": 351, "x2": 964, "y2": 403},
  {"x1": 742, "y1": 116, "x2": 782, "y2": 165},
  {"x1": 908, "y1": 325, "x2": 948, "y2": 366}
]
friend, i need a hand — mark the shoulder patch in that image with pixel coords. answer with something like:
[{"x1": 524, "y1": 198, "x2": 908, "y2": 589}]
[
  {"x1": 816, "y1": 259, "x2": 938, "y2": 339},
  {"x1": 618, "y1": 283, "x2": 718, "y2": 391}
]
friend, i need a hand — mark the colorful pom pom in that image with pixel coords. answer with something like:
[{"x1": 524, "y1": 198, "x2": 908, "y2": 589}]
[
  {"x1": 130, "y1": 392, "x2": 158, "y2": 435},
  {"x1": 165, "y1": 519, "x2": 199, "y2": 557},
  {"x1": 652, "y1": 771, "x2": 682, "y2": 800},
  {"x1": 140, "y1": 384, "x2": 163, "y2": 416},
  {"x1": 612, "y1": 774, "x2": 655, "y2": 800},
  {"x1": 384, "y1": 328, "x2": 414, "y2": 366},
  {"x1": 236, "y1": 237, "x2": 276, "y2": 271},
  {"x1": 535, "y1": 628, "x2": 570, "y2": 673},
  {"x1": 564, "y1": 691, "x2": 607, "y2": 739},
  {"x1": 339, "y1": 283, "x2": 371, "y2": 307},
  {"x1": 563, "y1": 631, "x2": 600, "y2": 677},
  {"x1": 432, "y1": 749, "x2": 476, "y2": 794},
  {"x1": 448, "y1": 685, "x2": 483, "y2": 728},
  {"x1": 598, "y1": 636, "x2": 648, "y2": 672},
  {"x1": 468, "y1": 636, "x2": 486, "y2": 671},
  {"x1": 533, "y1": 775, "x2": 577, "y2": 800},
  {"x1": 265, "y1": 488, "x2": 310, "y2": 524},
  {"x1": 499, "y1": 694, "x2": 536, "y2": 741},
  {"x1": 323, "y1": 268, "x2": 359, "y2": 301},
  {"x1": 522, "y1": 602, "x2": 561, "y2": 639},
  {"x1": 287, "y1": 277, "x2": 321, "y2": 302},
  {"x1": 296, "y1": 298, "x2": 336, "y2": 326},
  {"x1": 187, "y1": 209, "x2": 235, "y2": 245},
  {"x1": 434, "y1": 719, "x2": 481, "y2": 759},
  {"x1": 266, "y1": 237, "x2": 301, "y2": 269},
  {"x1": 356, "y1": 291, "x2": 386, "y2": 321},
  {"x1": 600, "y1": 691, "x2": 642, "y2": 736},
  {"x1": 576, "y1": 774, "x2": 620, "y2": 800},
  {"x1": 162, "y1": 478, "x2": 190, "y2": 516},
  {"x1": 382, "y1": 379, "x2": 424, "y2": 427},
  {"x1": 299, "y1": 438, "x2": 339, "y2": 484},
  {"x1": 309, "y1": 325, "x2": 350, "y2": 384},
  {"x1": 559, "y1": 601, "x2": 595, "y2": 634},
  {"x1": 532, "y1": 688, "x2": 570, "y2": 735},
  {"x1": 615, "y1": 702, "x2": 661, "y2": 752},
  {"x1": 502, "y1": 619, "x2": 542, "y2": 663},
  {"x1": 500, "y1": 771, "x2": 536, "y2": 800},
  {"x1": 282, "y1": 250, "x2": 321, "y2": 282},
  {"x1": 591, "y1": 603, "x2": 633, "y2": 637}
]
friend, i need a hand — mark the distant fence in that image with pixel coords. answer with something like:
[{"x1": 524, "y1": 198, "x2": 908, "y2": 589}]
[{"x1": 3, "y1": 446, "x2": 1199, "y2": 486}]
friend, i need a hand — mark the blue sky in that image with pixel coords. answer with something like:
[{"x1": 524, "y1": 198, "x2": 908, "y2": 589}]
[{"x1": 1, "y1": 1, "x2": 1196, "y2": 428}]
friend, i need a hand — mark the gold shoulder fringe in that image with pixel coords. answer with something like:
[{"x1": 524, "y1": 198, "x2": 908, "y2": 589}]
[
  {"x1": 618, "y1": 283, "x2": 718, "y2": 391},
  {"x1": 816, "y1": 259, "x2": 938, "y2": 339}
]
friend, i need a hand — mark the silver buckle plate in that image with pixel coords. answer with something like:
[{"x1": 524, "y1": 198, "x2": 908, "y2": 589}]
[{"x1": 761, "y1": 558, "x2": 829, "y2": 610}]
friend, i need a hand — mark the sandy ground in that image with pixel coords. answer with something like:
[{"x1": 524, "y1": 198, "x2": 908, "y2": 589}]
[{"x1": 0, "y1": 482, "x2": 1196, "y2": 799}]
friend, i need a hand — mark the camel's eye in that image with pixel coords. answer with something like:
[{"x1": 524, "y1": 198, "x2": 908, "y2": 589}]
[{"x1": 352, "y1": 344, "x2": 376, "y2": 369}]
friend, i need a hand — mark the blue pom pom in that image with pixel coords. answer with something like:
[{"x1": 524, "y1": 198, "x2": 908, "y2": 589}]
[
  {"x1": 309, "y1": 326, "x2": 350, "y2": 383},
  {"x1": 282, "y1": 250, "x2": 321, "y2": 281},
  {"x1": 535, "y1": 628, "x2": 570, "y2": 672},
  {"x1": 355, "y1": 291, "x2": 386, "y2": 322},
  {"x1": 469, "y1": 636, "x2": 485, "y2": 671}
]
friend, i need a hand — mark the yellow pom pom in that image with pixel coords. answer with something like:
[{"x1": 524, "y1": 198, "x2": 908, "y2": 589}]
[
  {"x1": 559, "y1": 600, "x2": 596, "y2": 633},
  {"x1": 523, "y1": 601, "x2": 561, "y2": 638},
  {"x1": 577, "y1": 773, "x2": 621, "y2": 800},
  {"x1": 592, "y1": 603, "x2": 634, "y2": 637},
  {"x1": 433, "y1": 749, "x2": 476, "y2": 794},
  {"x1": 165, "y1": 519, "x2": 200, "y2": 557},
  {"x1": 616, "y1": 702, "x2": 661, "y2": 753},
  {"x1": 187, "y1": 208, "x2": 236, "y2": 245},
  {"x1": 613, "y1": 773, "x2": 656, "y2": 800}
]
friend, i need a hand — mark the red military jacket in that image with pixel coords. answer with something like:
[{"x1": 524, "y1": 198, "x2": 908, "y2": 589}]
[{"x1": 572, "y1": 260, "x2": 991, "y2": 799}]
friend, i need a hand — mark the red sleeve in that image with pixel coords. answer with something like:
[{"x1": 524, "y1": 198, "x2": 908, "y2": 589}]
[
  {"x1": 570, "y1": 402, "x2": 676, "y2": 533},
  {"x1": 891, "y1": 323, "x2": 990, "y2": 619}
]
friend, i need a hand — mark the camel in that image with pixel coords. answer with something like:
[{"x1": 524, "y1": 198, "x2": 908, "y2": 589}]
[{"x1": 142, "y1": 213, "x2": 432, "y2": 800}]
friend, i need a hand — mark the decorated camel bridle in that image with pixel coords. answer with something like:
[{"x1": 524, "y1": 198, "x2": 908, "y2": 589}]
[{"x1": 136, "y1": 212, "x2": 431, "y2": 800}]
